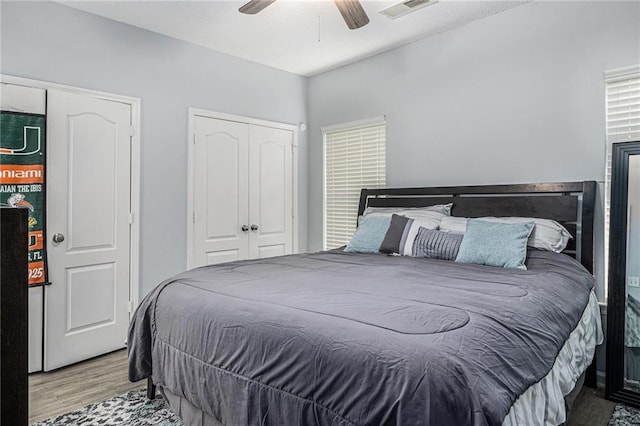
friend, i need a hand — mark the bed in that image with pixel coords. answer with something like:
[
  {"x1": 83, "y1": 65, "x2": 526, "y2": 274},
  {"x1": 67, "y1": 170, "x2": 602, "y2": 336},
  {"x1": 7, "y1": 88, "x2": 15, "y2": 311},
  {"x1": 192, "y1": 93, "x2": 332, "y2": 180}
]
[{"x1": 128, "y1": 181, "x2": 603, "y2": 426}]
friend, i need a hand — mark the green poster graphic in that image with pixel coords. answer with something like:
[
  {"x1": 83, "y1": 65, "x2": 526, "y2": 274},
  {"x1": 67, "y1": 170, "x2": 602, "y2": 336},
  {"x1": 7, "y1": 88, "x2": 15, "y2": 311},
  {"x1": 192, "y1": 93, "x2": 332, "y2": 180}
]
[{"x1": 0, "y1": 111, "x2": 47, "y2": 285}]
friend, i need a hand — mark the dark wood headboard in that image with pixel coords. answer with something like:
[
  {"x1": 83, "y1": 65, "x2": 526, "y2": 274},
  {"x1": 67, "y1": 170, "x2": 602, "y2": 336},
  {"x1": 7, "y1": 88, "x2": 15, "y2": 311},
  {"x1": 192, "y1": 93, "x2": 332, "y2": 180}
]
[{"x1": 357, "y1": 181, "x2": 596, "y2": 273}]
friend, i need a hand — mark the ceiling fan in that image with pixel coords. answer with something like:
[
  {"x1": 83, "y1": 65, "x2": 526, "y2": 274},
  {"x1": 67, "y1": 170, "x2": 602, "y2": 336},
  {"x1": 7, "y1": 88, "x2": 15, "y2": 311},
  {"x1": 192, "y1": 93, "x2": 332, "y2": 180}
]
[{"x1": 239, "y1": 0, "x2": 370, "y2": 30}]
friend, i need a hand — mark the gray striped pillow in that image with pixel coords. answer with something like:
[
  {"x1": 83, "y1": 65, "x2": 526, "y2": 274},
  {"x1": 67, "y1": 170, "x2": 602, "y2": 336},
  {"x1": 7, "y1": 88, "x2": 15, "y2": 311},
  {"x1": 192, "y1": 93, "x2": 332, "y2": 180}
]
[
  {"x1": 412, "y1": 227, "x2": 463, "y2": 260},
  {"x1": 379, "y1": 214, "x2": 441, "y2": 255}
]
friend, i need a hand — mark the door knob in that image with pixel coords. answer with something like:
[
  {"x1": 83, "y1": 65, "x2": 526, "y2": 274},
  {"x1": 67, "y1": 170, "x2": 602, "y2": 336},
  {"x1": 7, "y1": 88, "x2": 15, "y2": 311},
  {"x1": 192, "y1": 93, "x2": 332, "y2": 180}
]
[
  {"x1": 52, "y1": 233, "x2": 65, "y2": 243},
  {"x1": 251, "y1": 224, "x2": 259, "y2": 231},
  {"x1": 241, "y1": 225, "x2": 249, "y2": 232}
]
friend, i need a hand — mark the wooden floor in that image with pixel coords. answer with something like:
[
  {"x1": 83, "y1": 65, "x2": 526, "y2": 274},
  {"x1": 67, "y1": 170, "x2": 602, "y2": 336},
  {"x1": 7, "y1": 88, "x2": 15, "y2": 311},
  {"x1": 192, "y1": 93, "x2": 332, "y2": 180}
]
[
  {"x1": 29, "y1": 349, "x2": 617, "y2": 425},
  {"x1": 29, "y1": 349, "x2": 144, "y2": 424},
  {"x1": 567, "y1": 385, "x2": 617, "y2": 426}
]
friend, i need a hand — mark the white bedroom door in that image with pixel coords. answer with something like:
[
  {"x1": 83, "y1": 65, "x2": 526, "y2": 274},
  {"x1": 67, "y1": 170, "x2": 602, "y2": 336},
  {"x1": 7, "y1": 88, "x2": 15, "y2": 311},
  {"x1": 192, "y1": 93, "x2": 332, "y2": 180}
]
[
  {"x1": 192, "y1": 116, "x2": 250, "y2": 266},
  {"x1": 248, "y1": 124, "x2": 293, "y2": 259},
  {"x1": 45, "y1": 90, "x2": 132, "y2": 371}
]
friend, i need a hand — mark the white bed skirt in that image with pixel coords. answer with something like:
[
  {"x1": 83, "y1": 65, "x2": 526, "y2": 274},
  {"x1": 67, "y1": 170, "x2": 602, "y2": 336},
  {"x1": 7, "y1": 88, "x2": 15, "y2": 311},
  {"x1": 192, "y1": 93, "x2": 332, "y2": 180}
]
[{"x1": 503, "y1": 291, "x2": 603, "y2": 426}]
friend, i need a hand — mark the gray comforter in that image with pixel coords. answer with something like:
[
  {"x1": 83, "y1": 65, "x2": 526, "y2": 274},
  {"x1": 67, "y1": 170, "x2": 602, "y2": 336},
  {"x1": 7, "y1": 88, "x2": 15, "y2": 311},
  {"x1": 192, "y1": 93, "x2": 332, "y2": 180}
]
[{"x1": 128, "y1": 249, "x2": 594, "y2": 426}]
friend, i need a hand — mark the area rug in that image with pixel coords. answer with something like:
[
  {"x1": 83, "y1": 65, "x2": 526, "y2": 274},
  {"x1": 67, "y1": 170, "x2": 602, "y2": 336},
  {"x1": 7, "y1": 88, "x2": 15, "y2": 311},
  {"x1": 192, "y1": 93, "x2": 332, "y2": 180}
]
[
  {"x1": 31, "y1": 388, "x2": 640, "y2": 426},
  {"x1": 609, "y1": 403, "x2": 640, "y2": 425},
  {"x1": 32, "y1": 388, "x2": 182, "y2": 426}
]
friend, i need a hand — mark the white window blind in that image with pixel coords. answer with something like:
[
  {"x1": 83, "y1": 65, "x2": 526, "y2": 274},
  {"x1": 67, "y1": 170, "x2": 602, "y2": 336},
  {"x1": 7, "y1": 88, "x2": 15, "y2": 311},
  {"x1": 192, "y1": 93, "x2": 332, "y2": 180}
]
[
  {"x1": 323, "y1": 119, "x2": 386, "y2": 249},
  {"x1": 604, "y1": 65, "x2": 640, "y2": 297}
]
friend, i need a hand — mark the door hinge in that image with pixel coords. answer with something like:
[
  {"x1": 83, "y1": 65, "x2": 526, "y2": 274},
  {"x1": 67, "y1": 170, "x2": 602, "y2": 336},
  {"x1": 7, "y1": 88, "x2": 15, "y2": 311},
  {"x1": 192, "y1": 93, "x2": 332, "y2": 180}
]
[
  {"x1": 130, "y1": 125, "x2": 135, "y2": 137},
  {"x1": 193, "y1": 134, "x2": 196, "y2": 144},
  {"x1": 128, "y1": 212, "x2": 134, "y2": 224},
  {"x1": 127, "y1": 300, "x2": 133, "y2": 313},
  {"x1": 193, "y1": 211, "x2": 196, "y2": 223}
]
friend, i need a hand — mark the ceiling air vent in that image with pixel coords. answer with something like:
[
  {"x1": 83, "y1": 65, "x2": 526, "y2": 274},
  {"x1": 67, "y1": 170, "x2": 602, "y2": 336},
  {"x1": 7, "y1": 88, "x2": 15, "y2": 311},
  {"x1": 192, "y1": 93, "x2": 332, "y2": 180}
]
[{"x1": 379, "y1": 0, "x2": 438, "y2": 19}]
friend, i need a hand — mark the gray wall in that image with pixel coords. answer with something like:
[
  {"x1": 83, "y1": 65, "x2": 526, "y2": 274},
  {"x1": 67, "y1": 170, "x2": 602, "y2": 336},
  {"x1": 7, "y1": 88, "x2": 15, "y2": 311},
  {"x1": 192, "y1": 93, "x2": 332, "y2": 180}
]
[
  {"x1": 3, "y1": 1, "x2": 639, "y2": 304},
  {"x1": 0, "y1": 1, "x2": 309, "y2": 297},
  {"x1": 307, "y1": 1, "x2": 640, "y2": 301}
]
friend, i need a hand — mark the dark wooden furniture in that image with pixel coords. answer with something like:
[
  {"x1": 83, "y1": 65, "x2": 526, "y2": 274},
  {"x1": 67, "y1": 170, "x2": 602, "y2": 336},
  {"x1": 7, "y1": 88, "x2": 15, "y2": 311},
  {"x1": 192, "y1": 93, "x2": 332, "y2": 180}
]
[
  {"x1": 358, "y1": 181, "x2": 598, "y2": 387},
  {"x1": 606, "y1": 141, "x2": 640, "y2": 409},
  {"x1": 1, "y1": 207, "x2": 29, "y2": 426}
]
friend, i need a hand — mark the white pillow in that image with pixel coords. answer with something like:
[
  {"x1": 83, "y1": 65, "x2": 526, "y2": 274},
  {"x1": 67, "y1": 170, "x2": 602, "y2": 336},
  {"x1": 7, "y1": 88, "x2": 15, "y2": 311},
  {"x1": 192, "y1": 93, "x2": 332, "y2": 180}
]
[
  {"x1": 363, "y1": 209, "x2": 445, "y2": 230},
  {"x1": 363, "y1": 203, "x2": 452, "y2": 217},
  {"x1": 440, "y1": 216, "x2": 573, "y2": 253},
  {"x1": 439, "y1": 216, "x2": 467, "y2": 234}
]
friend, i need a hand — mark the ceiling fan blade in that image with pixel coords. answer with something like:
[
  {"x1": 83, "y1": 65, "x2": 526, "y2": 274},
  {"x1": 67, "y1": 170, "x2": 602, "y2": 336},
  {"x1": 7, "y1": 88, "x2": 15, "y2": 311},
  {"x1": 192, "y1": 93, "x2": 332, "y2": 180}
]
[
  {"x1": 239, "y1": 0, "x2": 277, "y2": 15},
  {"x1": 333, "y1": 0, "x2": 370, "y2": 30}
]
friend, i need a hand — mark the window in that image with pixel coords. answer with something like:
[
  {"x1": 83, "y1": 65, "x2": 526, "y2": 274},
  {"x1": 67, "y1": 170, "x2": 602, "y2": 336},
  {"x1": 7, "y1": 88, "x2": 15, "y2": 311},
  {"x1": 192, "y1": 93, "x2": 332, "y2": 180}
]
[
  {"x1": 323, "y1": 117, "x2": 386, "y2": 249},
  {"x1": 604, "y1": 65, "x2": 640, "y2": 296}
]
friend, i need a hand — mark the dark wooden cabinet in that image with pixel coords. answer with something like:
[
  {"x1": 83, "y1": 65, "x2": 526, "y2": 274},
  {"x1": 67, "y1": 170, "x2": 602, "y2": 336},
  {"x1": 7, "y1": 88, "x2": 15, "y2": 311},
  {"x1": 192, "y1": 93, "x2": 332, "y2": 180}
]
[{"x1": 1, "y1": 207, "x2": 29, "y2": 426}]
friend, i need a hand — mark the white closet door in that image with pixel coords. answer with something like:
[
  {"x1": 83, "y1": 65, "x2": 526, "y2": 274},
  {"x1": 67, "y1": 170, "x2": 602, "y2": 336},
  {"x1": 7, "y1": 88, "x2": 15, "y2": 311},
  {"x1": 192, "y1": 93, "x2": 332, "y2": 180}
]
[
  {"x1": 193, "y1": 116, "x2": 249, "y2": 267},
  {"x1": 45, "y1": 90, "x2": 131, "y2": 371},
  {"x1": 248, "y1": 125, "x2": 293, "y2": 259}
]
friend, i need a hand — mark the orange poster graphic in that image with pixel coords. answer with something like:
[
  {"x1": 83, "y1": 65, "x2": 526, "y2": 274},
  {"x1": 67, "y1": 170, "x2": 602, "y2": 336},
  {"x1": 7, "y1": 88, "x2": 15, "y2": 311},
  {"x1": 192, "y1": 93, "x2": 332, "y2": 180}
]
[
  {"x1": 0, "y1": 164, "x2": 44, "y2": 183},
  {"x1": 0, "y1": 112, "x2": 48, "y2": 286}
]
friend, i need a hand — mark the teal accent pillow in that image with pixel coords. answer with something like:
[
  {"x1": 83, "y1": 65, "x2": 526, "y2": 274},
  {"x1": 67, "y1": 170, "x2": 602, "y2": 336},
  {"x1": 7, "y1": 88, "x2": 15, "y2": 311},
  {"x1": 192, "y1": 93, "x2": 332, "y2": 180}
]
[
  {"x1": 455, "y1": 219, "x2": 534, "y2": 270},
  {"x1": 344, "y1": 215, "x2": 392, "y2": 253}
]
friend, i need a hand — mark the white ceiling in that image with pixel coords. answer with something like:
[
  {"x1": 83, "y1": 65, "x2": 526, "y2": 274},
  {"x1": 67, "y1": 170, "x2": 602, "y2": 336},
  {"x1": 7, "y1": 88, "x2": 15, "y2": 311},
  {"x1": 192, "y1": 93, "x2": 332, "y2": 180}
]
[{"x1": 60, "y1": 0, "x2": 528, "y2": 76}]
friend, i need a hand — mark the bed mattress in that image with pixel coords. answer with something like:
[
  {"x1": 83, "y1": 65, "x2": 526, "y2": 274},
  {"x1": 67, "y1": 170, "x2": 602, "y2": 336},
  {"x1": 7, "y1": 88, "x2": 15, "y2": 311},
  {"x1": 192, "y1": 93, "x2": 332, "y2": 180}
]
[{"x1": 129, "y1": 249, "x2": 600, "y2": 426}]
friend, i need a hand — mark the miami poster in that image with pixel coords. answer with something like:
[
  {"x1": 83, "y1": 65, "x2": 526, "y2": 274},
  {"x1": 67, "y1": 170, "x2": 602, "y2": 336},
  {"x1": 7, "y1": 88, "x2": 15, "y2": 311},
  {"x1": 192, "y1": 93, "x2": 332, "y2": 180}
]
[{"x1": 0, "y1": 111, "x2": 47, "y2": 285}]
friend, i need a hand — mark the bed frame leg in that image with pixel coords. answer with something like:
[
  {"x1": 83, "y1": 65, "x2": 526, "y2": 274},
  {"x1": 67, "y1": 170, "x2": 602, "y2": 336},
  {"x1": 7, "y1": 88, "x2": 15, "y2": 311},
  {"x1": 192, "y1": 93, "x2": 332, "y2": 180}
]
[
  {"x1": 585, "y1": 362, "x2": 597, "y2": 388},
  {"x1": 147, "y1": 377, "x2": 156, "y2": 399}
]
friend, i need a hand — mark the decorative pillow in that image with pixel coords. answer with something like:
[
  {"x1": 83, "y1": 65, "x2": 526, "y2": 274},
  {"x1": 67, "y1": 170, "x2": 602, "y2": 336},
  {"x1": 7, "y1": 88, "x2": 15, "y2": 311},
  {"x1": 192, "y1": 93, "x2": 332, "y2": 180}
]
[
  {"x1": 440, "y1": 216, "x2": 572, "y2": 253},
  {"x1": 379, "y1": 214, "x2": 440, "y2": 255},
  {"x1": 379, "y1": 214, "x2": 411, "y2": 254},
  {"x1": 455, "y1": 219, "x2": 535, "y2": 270},
  {"x1": 344, "y1": 215, "x2": 392, "y2": 253},
  {"x1": 412, "y1": 228, "x2": 464, "y2": 260},
  {"x1": 363, "y1": 203, "x2": 452, "y2": 217}
]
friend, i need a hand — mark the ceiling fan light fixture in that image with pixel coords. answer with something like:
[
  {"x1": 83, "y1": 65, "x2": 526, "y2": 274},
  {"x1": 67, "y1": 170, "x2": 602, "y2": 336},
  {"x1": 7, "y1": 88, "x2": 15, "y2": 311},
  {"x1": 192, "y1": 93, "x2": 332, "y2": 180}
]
[
  {"x1": 379, "y1": 0, "x2": 438, "y2": 19},
  {"x1": 333, "y1": 0, "x2": 370, "y2": 30},
  {"x1": 239, "y1": 0, "x2": 370, "y2": 30},
  {"x1": 239, "y1": 0, "x2": 276, "y2": 15}
]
